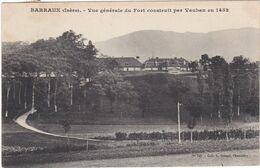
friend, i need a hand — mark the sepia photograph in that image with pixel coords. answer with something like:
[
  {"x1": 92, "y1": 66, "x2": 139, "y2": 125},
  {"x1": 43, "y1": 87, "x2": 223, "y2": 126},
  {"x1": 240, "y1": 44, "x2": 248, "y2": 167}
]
[{"x1": 1, "y1": 1, "x2": 260, "y2": 167}]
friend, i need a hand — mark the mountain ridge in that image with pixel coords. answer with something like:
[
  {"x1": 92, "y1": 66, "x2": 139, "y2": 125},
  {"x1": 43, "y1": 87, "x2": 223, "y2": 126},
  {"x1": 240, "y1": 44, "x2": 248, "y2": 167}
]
[{"x1": 95, "y1": 27, "x2": 260, "y2": 62}]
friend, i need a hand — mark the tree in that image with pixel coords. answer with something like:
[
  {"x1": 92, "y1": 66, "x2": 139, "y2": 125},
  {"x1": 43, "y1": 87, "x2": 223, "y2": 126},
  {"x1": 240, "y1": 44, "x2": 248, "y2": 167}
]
[
  {"x1": 133, "y1": 81, "x2": 152, "y2": 118},
  {"x1": 230, "y1": 55, "x2": 254, "y2": 117},
  {"x1": 34, "y1": 31, "x2": 98, "y2": 113},
  {"x1": 168, "y1": 78, "x2": 189, "y2": 128},
  {"x1": 220, "y1": 64, "x2": 234, "y2": 141},
  {"x1": 184, "y1": 93, "x2": 202, "y2": 142},
  {"x1": 199, "y1": 54, "x2": 211, "y2": 71},
  {"x1": 230, "y1": 55, "x2": 249, "y2": 71},
  {"x1": 184, "y1": 94, "x2": 205, "y2": 119},
  {"x1": 89, "y1": 72, "x2": 138, "y2": 117},
  {"x1": 240, "y1": 72, "x2": 259, "y2": 116},
  {"x1": 168, "y1": 79, "x2": 188, "y2": 103},
  {"x1": 2, "y1": 30, "x2": 99, "y2": 119},
  {"x1": 197, "y1": 70, "x2": 204, "y2": 97},
  {"x1": 222, "y1": 65, "x2": 234, "y2": 123},
  {"x1": 2, "y1": 41, "x2": 46, "y2": 116},
  {"x1": 60, "y1": 120, "x2": 71, "y2": 149},
  {"x1": 206, "y1": 69, "x2": 215, "y2": 119},
  {"x1": 187, "y1": 118, "x2": 196, "y2": 143},
  {"x1": 246, "y1": 92, "x2": 259, "y2": 116},
  {"x1": 196, "y1": 70, "x2": 205, "y2": 122},
  {"x1": 2, "y1": 79, "x2": 11, "y2": 118},
  {"x1": 91, "y1": 72, "x2": 119, "y2": 113},
  {"x1": 115, "y1": 80, "x2": 139, "y2": 118},
  {"x1": 188, "y1": 61, "x2": 198, "y2": 72},
  {"x1": 210, "y1": 56, "x2": 228, "y2": 119},
  {"x1": 55, "y1": 30, "x2": 98, "y2": 77}
]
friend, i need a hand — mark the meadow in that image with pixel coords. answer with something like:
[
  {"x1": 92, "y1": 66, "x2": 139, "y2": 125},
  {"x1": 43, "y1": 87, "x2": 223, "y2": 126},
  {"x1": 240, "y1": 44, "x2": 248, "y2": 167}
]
[
  {"x1": 2, "y1": 121, "x2": 259, "y2": 166},
  {"x1": 3, "y1": 134, "x2": 259, "y2": 166},
  {"x1": 29, "y1": 119, "x2": 259, "y2": 139}
]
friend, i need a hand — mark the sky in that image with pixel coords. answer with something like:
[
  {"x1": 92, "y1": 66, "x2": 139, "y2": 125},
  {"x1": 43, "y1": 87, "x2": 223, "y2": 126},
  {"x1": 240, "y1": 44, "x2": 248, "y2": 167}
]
[{"x1": 2, "y1": 1, "x2": 259, "y2": 43}]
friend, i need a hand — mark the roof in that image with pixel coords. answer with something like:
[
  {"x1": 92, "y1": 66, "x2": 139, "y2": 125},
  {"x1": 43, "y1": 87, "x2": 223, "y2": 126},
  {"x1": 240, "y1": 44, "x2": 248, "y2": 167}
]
[
  {"x1": 144, "y1": 58, "x2": 189, "y2": 68},
  {"x1": 114, "y1": 57, "x2": 142, "y2": 67},
  {"x1": 97, "y1": 57, "x2": 142, "y2": 67}
]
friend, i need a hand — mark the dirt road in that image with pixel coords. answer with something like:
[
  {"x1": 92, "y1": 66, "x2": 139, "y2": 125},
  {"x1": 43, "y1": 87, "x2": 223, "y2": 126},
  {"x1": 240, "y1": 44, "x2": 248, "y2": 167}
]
[
  {"x1": 14, "y1": 110, "x2": 100, "y2": 141},
  {"x1": 10, "y1": 149, "x2": 259, "y2": 167}
]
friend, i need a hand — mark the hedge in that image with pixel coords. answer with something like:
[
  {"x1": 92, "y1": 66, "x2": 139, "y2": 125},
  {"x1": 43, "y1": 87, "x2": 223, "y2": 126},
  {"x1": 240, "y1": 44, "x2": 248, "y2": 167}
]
[
  {"x1": 114, "y1": 129, "x2": 259, "y2": 141},
  {"x1": 115, "y1": 132, "x2": 127, "y2": 140}
]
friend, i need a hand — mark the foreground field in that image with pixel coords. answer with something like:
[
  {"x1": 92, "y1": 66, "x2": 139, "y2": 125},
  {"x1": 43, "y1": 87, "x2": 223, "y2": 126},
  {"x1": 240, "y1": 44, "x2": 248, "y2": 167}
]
[
  {"x1": 2, "y1": 123, "x2": 101, "y2": 157},
  {"x1": 3, "y1": 136, "x2": 259, "y2": 166},
  {"x1": 2, "y1": 121, "x2": 259, "y2": 166},
  {"x1": 2, "y1": 122, "x2": 31, "y2": 134},
  {"x1": 10, "y1": 149, "x2": 259, "y2": 167}
]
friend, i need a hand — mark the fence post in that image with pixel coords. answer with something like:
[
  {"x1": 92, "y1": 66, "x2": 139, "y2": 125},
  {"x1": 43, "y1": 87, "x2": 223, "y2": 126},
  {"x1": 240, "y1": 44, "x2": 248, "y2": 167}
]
[
  {"x1": 177, "y1": 102, "x2": 182, "y2": 144},
  {"x1": 191, "y1": 130, "x2": 193, "y2": 143},
  {"x1": 86, "y1": 134, "x2": 89, "y2": 151}
]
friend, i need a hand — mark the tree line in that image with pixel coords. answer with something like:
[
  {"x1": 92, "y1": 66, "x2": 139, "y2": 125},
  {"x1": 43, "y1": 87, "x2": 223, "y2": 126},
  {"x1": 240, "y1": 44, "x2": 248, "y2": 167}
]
[
  {"x1": 2, "y1": 30, "x2": 259, "y2": 124},
  {"x1": 2, "y1": 30, "x2": 98, "y2": 118},
  {"x1": 186, "y1": 54, "x2": 259, "y2": 125},
  {"x1": 2, "y1": 30, "x2": 140, "y2": 120}
]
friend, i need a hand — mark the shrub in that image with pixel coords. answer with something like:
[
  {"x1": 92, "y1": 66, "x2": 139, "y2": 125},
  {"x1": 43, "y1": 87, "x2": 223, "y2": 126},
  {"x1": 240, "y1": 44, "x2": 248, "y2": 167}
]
[
  {"x1": 128, "y1": 133, "x2": 140, "y2": 140},
  {"x1": 113, "y1": 129, "x2": 258, "y2": 141},
  {"x1": 128, "y1": 132, "x2": 150, "y2": 140},
  {"x1": 162, "y1": 132, "x2": 178, "y2": 140},
  {"x1": 115, "y1": 132, "x2": 127, "y2": 140},
  {"x1": 246, "y1": 129, "x2": 258, "y2": 139},
  {"x1": 150, "y1": 132, "x2": 162, "y2": 140}
]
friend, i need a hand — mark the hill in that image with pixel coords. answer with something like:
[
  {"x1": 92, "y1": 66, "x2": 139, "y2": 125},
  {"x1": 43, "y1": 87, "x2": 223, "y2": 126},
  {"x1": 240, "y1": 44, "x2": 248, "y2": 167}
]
[{"x1": 95, "y1": 28, "x2": 260, "y2": 62}]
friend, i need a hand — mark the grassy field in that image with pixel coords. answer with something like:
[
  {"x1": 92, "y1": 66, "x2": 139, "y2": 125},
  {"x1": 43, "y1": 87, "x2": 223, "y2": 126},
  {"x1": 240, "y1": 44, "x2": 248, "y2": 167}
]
[
  {"x1": 2, "y1": 121, "x2": 259, "y2": 166},
  {"x1": 2, "y1": 123, "x2": 103, "y2": 157},
  {"x1": 29, "y1": 120, "x2": 259, "y2": 139},
  {"x1": 4, "y1": 118, "x2": 257, "y2": 165},
  {"x1": 2, "y1": 122, "x2": 31, "y2": 134},
  {"x1": 3, "y1": 138, "x2": 259, "y2": 166},
  {"x1": 13, "y1": 149, "x2": 260, "y2": 167}
]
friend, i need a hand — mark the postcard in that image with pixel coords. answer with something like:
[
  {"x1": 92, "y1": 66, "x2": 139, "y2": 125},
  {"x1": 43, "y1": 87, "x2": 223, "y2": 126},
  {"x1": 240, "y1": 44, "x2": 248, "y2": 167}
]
[{"x1": 1, "y1": 1, "x2": 259, "y2": 167}]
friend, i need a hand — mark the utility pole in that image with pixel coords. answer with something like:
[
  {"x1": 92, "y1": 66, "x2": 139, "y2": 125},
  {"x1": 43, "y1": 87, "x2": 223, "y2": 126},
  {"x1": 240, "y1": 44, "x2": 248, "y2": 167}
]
[
  {"x1": 177, "y1": 102, "x2": 182, "y2": 144},
  {"x1": 237, "y1": 89, "x2": 240, "y2": 116}
]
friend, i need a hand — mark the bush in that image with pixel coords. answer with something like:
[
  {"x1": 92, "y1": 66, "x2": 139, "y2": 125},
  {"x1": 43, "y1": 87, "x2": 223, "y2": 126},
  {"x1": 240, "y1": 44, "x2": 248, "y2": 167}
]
[
  {"x1": 150, "y1": 132, "x2": 162, "y2": 140},
  {"x1": 113, "y1": 129, "x2": 259, "y2": 141},
  {"x1": 162, "y1": 132, "x2": 178, "y2": 140},
  {"x1": 115, "y1": 132, "x2": 127, "y2": 140},
  {"x1": 229, "y1": 129, "x2": 244, "y2": 139},
  {"x1": 128, "y1": 132, "x2": 150, "y2": 140},
  {"x1": 246, "y1": 129, "x2": 258, "y2": 139}
]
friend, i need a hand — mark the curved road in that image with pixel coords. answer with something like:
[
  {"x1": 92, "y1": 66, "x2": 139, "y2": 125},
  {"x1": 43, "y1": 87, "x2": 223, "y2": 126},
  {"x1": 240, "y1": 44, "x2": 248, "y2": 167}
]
[{"x1": 14, "y1": 109, "x2": 100, "y2": 142}]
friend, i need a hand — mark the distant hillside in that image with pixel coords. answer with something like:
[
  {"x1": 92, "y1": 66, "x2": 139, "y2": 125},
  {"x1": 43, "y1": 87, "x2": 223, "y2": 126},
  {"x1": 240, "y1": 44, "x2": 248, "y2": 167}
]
[{"x1": 95, "y1": 28, "x2": 260, "y2": 62}]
